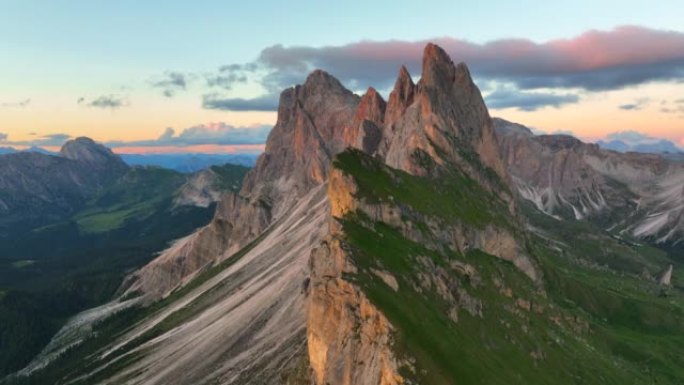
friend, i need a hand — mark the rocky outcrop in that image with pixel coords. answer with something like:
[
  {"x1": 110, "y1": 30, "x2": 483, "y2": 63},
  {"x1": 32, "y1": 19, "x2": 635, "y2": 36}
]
[
  {"x1": 173, "y1": 165, "x2": 248, "y2": 208},
  {"x1": 308, "y1": 230, "x2": 403, "y2": 385},
  {"x1": 659, "y1": 264, "x2": 674, "y2": 286}
]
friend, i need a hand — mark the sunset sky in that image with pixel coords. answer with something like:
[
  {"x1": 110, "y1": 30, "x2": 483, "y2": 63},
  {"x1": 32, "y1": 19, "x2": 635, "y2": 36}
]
[{"x1": 1, "y1": 0, "x2": 683, "y2": 153}]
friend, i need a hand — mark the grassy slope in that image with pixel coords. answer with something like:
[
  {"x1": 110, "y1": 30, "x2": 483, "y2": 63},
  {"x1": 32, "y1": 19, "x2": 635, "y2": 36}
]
[{"x1": 334, "y1": 149, "x2": 684, "y2": 384}]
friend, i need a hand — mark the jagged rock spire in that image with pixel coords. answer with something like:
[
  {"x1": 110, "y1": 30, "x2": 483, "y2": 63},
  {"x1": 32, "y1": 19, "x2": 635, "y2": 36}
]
[
  {"x1": 384, "y1": 66, "x2": 415, "y2": 127},
  {"x1": 351, "y1": 87, "x2": 386, "y2": 154},
  {"x1": 380, "y1": 42, "x2": 510, "y2": 199}
]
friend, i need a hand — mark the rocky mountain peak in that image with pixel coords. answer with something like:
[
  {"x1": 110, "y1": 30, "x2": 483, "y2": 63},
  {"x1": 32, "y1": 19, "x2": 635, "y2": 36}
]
[
  {"x1": 492, "y1": 117, "x2": 535, "y2": 137},
  {"x1": 384, "y1": 66, "x2": 415, "y2": 127},
  {"x1": 301, "y1": 69, "x2": 350, "y2": 97},
  {"x1": 382, "y1": 43, "x2": 508, "y2": 190},
  {"x1": 354, "y1": 87, "x2": 386, "y2": 125},
  {"x1": 351, "y1": 87, "x2": 387, "y2": 154},
  {"x1": 59, "y1": 137, "x2": 127, "y2": 171},
  {"x1": 420, "y1": 43, "x2": 457, "y2": 87}
]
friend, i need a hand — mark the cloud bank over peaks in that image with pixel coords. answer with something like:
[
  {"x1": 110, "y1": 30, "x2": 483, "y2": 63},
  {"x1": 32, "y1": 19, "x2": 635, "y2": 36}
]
[
  {"x1": 197, "y1": 26, "x2": 684, "y2": 112},
  {"x1": 104, "y1": 122, "x2": 272, "y2": 149}
]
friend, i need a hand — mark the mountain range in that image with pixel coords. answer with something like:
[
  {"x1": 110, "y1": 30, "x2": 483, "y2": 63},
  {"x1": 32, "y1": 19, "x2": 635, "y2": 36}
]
[
  {"x1": 0, "y1": 140, "x2": 249, "y2": 379},
  {"x1": 597, "y1": 138, "x2": 683, "y2": 154},
  {"x1": 2, "y1": 44, "x2": 683, "y2": 385}
]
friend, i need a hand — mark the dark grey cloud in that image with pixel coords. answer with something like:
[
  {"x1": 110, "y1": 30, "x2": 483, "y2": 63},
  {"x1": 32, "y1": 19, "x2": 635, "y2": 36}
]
[
  {"x1": 204, "y1": 63, "x2": 255, "y2": 90},
  {"x1": 80, "y1": 95, "x2": 128, "y2": 109},
  {"x1": 619, "y1": 97, "x2": 650, "y2": 111},
  {"x1": 1, "y1": 98, "x2": 31, "y2": 108},
  {"x1": 202, "y1": 94, "x2": 279, "y2": 112},
  {"x1": 205, "y1": 72, "x2": 248, "y2": 90},
  {"x1": 0, "y1": 132, "x2": 8, "y2": 141},
  {"x1": 151, "y1": 72, "x2": 190, "y2": 97},
  {"x1": 105, "y1": 123, "x2": 271, "y2": 148},
  {"x1": 202, "y1": 26, "x2": 684, "y2": 112},
  {"x1": 660, "y1": 98, "x2": 684, "y2": 115},
  {"x1": 485, "y1": 88, "x2": 579, "y2": 111}
]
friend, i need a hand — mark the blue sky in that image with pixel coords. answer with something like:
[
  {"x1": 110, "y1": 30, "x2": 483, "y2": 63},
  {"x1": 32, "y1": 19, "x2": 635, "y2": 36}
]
[{"x1": 1, "y1": 0, "x2": 683, "y2": 152}]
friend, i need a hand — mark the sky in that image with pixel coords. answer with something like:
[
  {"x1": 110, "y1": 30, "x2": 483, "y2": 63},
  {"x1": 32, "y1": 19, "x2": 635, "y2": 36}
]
[{"x1": 1, "y1": 0, "x2": 683, "y2": 153}]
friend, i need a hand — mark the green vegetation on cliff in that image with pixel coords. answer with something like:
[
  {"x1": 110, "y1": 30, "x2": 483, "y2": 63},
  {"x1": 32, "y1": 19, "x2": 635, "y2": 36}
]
[{"x1": 334, "y1": 149, "x2": 684, "y2": 384}]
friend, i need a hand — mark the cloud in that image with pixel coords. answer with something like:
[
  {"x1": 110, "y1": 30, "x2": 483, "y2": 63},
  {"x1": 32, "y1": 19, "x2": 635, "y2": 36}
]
[
  {"x1": 0, "y1": 133, "x2": 72, "y2": 147},
  {"x1": 550, "y1": 130, "x2": 576, "y2": 136},
  {"x1": 204, "y1": 26, "x2": 684, "y2": 112},
  {"x1": 606, "y1": 131, "x2": 662, "y2": 145},
  {"x1": 201, "y1": 94, "x2": 279, "y2": 111},
  {"x1": 105, "y1": 122, "x2": 271, "y2": 148},
  {"x1": 79, "y1": 95, "x2": 128, "y2": 109},
  {"x1": 528, "y1": 128, "x2": 577, "y2": 137},
  {"x1": 205, "y1": 69, "x2": 248, "y2": 90},
  {"x1": 485, "y1": 87, "x2": 579, "y2": 111},
  {"x1": 660, "y1": 98, "x2": 684, "y2": 115},
  {"x1": 1, "y1": 98, "x2": 31, "y2": 108},
  {"x1": 158, "y1": 127, "x2": 175, "y2": 141},
  {"x1": 151, "y1": 72, "x2": 190, "y2": 97},
  {"x1": 618, "y1": 97, "x2": 650, "y2": 111}
]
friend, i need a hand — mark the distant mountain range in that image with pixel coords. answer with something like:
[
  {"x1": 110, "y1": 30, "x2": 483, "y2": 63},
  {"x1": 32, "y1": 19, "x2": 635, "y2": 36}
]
[
  {"x1": 119, "y1": 152, "x2": 258, "y2": 172},
  {"x1": 0, "y1": 146, "x2": 258, "y2": 172},
  {"x1": 597, "y1": 138, "x2": 683, "y2": 154}
]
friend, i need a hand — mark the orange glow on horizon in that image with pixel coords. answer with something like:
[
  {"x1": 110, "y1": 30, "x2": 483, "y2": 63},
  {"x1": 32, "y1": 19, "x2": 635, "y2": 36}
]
[{"x1": 111, "y1": 144, "x2": 265, "y2": 154}]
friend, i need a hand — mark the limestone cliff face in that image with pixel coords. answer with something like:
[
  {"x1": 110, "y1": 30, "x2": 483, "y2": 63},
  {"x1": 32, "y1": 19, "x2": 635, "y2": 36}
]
[
  {"x1": 308, "y1": 233, "x2": 403, "y2": 385},
  {"x1": 308, "y1": 176, "x2": 404, "y2": 385}
]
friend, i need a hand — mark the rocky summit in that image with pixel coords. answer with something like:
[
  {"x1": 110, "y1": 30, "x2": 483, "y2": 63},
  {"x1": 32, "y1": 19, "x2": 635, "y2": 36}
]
[
  {"x1": 7, "y1": 43, "x2": 684, "y2": 385},
  {"x1": 0, "y1": 138, "x2": 129, "y2": 233}
]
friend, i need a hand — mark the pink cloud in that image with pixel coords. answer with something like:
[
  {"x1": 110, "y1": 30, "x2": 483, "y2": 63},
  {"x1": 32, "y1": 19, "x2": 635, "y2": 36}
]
[{"x1": 250, "y1": 26, "x2": 684, "y2": 92}]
